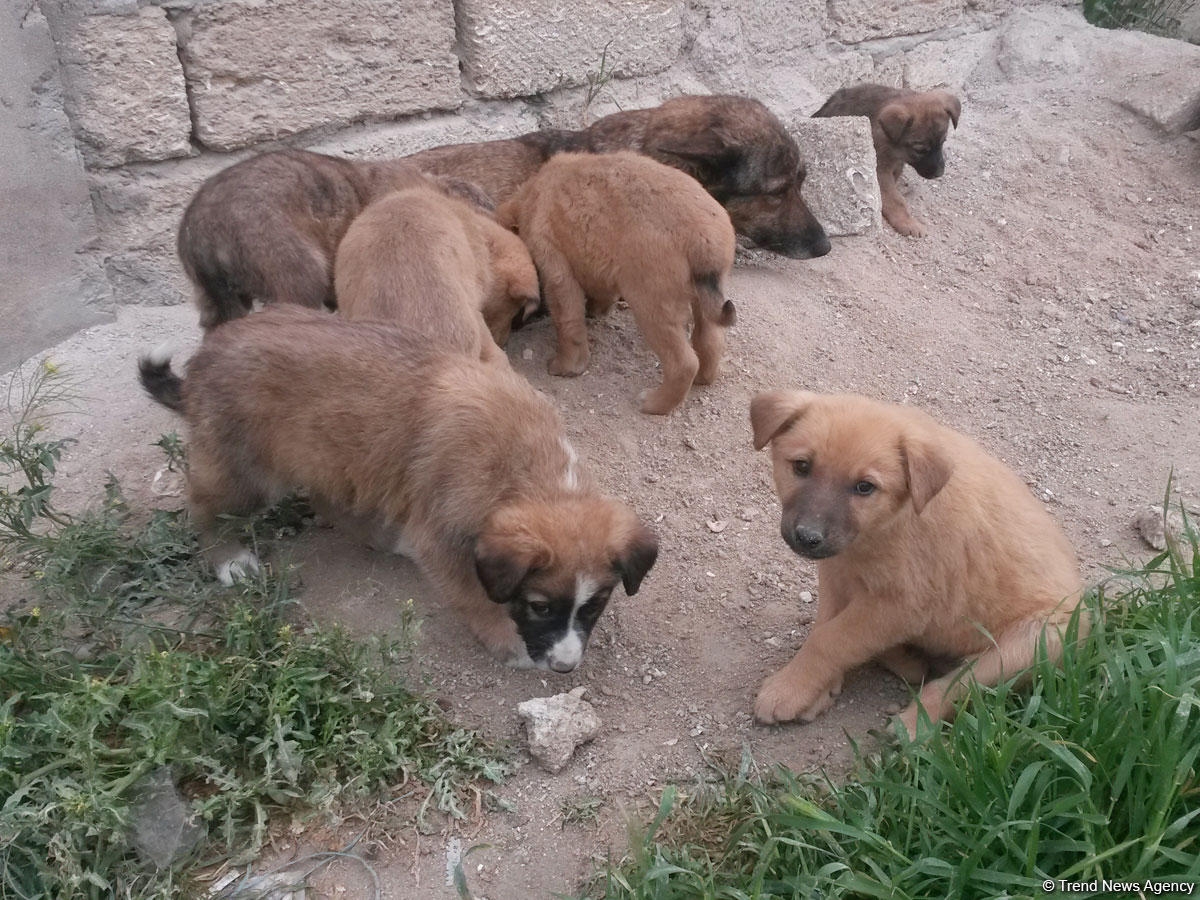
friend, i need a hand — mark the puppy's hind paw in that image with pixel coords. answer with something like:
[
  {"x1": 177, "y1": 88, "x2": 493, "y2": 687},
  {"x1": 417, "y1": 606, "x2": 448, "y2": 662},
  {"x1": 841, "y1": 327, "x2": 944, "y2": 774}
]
[{"x1": 215, "y1": 549, "x2": 261, "y2": 586}]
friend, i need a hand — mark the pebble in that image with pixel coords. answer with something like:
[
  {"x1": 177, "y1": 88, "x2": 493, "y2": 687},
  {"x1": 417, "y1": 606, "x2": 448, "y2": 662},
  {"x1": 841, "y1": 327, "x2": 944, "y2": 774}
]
[{"x1": 799, "y1": 591, "x2": 814, "y2": 603}]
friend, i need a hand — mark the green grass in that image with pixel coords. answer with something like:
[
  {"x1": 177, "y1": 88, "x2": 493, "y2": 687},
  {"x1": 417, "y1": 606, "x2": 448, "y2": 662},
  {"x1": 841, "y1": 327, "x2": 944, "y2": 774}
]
[
  {"x1": 0, "y1": 362, "x2": 510, "y2": 899},
  {"x1": 584, "y1": 530, "x2": 1200, "y2": 899},
  {"x1": 1083, "y1": 0, "x2": 1195, "y2": 39}
]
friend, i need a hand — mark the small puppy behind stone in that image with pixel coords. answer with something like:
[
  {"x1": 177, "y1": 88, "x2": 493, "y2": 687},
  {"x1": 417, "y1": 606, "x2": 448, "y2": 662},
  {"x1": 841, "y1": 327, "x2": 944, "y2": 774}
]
[
  {"x1": 335, "y1": 186, "x2": 540, "y2": 361},
  {"x1": 497, "y1": 151, "x2": 737, "y2": 416},
  {"x1": 813, "y1": 85, "x2": 961, "y2": 237}
]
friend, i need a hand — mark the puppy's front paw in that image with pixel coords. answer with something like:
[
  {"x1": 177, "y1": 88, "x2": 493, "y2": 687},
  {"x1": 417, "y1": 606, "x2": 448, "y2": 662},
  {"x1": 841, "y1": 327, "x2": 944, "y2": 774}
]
[
  {"x1": 214, "y1": 549, "x2": 260, "y2": 586},
  {"x1": 548, "y1": 352, "x2": 588, "y2": 377},
  {"x1": 753, "y1": 668, "x2": 839, "y2": 724},
  {"x1": 893, "y1": 217, "x2": 928, "y2": 238}
]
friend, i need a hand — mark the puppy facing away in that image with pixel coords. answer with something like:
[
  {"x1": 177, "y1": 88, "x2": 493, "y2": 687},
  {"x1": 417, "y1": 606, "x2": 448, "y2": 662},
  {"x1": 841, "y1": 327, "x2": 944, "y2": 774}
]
[
  {"x1": 585, "y1": 95, "x2": 832, "y2": 259},
  {"x1": 812, "y1": 85, "x2": 961, "y2": 238},
  {"x1": 496, "y1": 151, "x2": 737, "y2": 416},
  {"x1": 178, "y1": 149, "x2": 490, "y2": 329},
  {"x1": 749, "y1": 391, "x2": 1084, "y2": 734},
  {"x1": 334, "y1": 186, "x2": 540, "y2": 360},
  {"x1": 137, "y1": 306, "x2": 658, "y2": 672}
]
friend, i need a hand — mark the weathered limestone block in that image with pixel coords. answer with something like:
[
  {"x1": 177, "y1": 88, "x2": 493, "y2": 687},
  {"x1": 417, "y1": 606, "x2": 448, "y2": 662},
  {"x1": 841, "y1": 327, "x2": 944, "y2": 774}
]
[
  {"x1": 992, "y1": 6, "x2": 1090, "y2": 80},
  {"x1": 307, "y1": 103, "x2": 541, "y2": 159},
  {"x1": 828, "y1": 0, "x2": 962, "y2": 43},
  {"x1": 55, "y1": 6, "x2": 192, "y2": 167},
  {"x1": 1118, "y1": 67, "x2": 1200, "y2": 134},
  {"x1": 903, "y1": 30, "x2": 997, "y2": 92},
  {"x1": 993, "y1": 5, "x2": 1200, "y2": 134},
  {"x1": 455, "y1": 0, "x2": 683, "y2": 99},
  {"x1": 735, "y1": 0, "x2": 828, "y2": 61},
  {"x1": 88, "y1": 155, "x2": 236, "y2": 308},
  {"x1": 873, "y1": 54, "x2": 906, "y2": 88},
  {"x1": 788, "y1": 118, "x2": 881, "y2": 237},
  {"x1": 1, "y1": 5, "x2": 110, "y2": 372},
  {"x1": 181, "y1": 0, "x2": 461, "y2": 151}
]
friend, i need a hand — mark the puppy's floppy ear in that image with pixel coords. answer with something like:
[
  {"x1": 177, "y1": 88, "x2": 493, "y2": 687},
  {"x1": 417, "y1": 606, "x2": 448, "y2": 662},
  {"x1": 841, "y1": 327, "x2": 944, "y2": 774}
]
[
  {"x1": 474, "y1": 527, "x2": 550, "y2": 604},
  {"x1": 750, "y1": 390, "x2": 813, "y2": 451},
  {"x1": 493, "y1": 198, "x2": 520, "y2": 233},
  {"x1": 931, "y1": 91, "x2": 961, "y2": 129},
  {"x1": 877, "y1": 103, "x2": 914, "y2": 144},
  {"x1": 900, "y1": 435, "x2": 954, "y2": 515},
  {"x1": 653, "y1": 125, "x2": 738, "y2": 164},
  {"x1": 612, "y1": 523, "x2": 659, "y2": 596}
]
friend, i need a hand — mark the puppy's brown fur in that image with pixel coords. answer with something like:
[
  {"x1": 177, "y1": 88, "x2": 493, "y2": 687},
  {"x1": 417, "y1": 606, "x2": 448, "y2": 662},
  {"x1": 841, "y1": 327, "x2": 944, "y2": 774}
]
[
  {"x1": 497, "y1": 152, "x2": 737, "y2": 416},
  {"x1": 178, "y1": 150, "x2": 491, "y2": 329},
  {"x1": 334, "y1": 186, "x2": 539, "y2": 360},
  {"x1": 405, "y1": 129, "x2": 586, "y2": 207},
  {"x1": 813, "y1": 85, "x2": 961, "y2": 237},
  {"x1": 138, "y1": 306, "x2": 657, "y2": 668},
  {"x1": 750, "y1": 391, "x2": 1084, "y2": 734},
  {"x1": 585, "y1": 95, "x2": 831, "y2": 259}
]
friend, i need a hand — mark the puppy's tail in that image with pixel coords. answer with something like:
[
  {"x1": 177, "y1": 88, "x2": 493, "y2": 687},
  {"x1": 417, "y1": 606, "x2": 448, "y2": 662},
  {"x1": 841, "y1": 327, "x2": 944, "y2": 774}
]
[
  {"x1": 694, "y1": 271, "x2": 737, "y2": 327},
  {"x1": 138, "y1": 343, "x2": 185, "y2": 413}
]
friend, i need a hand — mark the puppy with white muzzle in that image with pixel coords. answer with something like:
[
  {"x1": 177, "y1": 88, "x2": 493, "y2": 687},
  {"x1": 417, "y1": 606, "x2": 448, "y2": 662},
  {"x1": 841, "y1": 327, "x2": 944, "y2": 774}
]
[{"x1": 138, "y1": 306, "x2": 658, "y2": 672}]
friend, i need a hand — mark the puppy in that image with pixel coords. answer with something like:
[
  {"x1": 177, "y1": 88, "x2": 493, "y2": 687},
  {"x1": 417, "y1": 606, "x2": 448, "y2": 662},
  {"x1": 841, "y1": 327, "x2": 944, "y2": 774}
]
[
  {"x1": 334, "y1": 186, "x2": 540, "y2": 360},
  {"x1": 496, "y1": 151, "x2": 737, "y2": 416},
  {"x1": 405, "y1": 129, "x2": 586, "y2": 207},
  {"x1": 178, "y1": 149, "x2": 491, "y2": 328},
  {"x1": 585, "y1": 95, "x2": 832, "y2": 259},
  {"x1": 138, "y1": 306, "x2": 658, "y2": 671},
  {"x1": 812, "y1": 85, "x2": 961, "y2": 237},
  {"x1": 749, "y1": 391, "x2": 1084, "y2": 734}
]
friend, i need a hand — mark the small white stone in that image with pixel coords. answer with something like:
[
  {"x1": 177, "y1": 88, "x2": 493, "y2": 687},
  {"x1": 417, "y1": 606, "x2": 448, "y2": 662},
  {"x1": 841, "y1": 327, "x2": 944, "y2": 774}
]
[{"x1": 516, "y1": 687, "x2": 602, "y2": 774}]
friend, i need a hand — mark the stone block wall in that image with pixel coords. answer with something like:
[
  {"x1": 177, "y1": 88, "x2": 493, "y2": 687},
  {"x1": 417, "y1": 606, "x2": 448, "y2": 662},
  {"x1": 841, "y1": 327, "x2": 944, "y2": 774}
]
[{"x1": 6, "y1": 0, "x2": 1195, "y2": 368}]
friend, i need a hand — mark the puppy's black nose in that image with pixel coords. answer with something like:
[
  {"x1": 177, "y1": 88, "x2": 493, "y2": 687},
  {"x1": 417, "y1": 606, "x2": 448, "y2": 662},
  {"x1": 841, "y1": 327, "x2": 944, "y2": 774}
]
[{"x1": 793, "y1": 526, "x2": 825, "y2": 552}]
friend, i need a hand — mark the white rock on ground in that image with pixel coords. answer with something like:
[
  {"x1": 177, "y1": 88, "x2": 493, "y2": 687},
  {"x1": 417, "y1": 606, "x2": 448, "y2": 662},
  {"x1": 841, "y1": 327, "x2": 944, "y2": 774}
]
[
  {"x1": 1132, "y1": 506, "x2": 1190, "y2": 552},
  {"x1": 516, "y1": 686, "x2": 602, "y2": 773}
]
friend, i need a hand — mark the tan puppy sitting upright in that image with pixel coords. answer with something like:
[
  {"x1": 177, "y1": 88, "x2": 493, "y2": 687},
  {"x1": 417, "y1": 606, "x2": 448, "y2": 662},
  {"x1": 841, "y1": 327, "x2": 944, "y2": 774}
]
[
  {"x1": 813, "y1": 85, "x2": 961, "y2": 237},
  {"x1": 749, "y1": 391, "x2": 1085, "y2": 735},
  {"x1": 138, "y1": 306, "x2": 658, "y2": 672},
  {"x1": 497, "y1": 151, "x2": 737, "y2": 416},
  {"x1": 335, "y1": 186, "x2": 540, "y2": 360}
]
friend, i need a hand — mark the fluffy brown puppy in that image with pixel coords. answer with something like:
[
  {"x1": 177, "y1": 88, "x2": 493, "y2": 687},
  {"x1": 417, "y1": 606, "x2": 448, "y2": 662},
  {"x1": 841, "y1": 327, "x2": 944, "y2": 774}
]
[
  {"x1": 138, "y1": 306, "x2": 658, "y2": 671},
  {"x1": 178, "y1": 149, "x2": 490, "y2": 328},
  {"x1": 405, "y1": 129, "x2": 586, "y2": 208},
  {"x1": 334, "y1": 186, "x2": 540, "y2": 360},
  {"x1": 749, "y1": 391, "x2": 1084, "y2": 735},
  {"x1": 812, "y1": 85, "x2": 960, "y2": 237},
  {"x1": 497, "y1": 152, "x2": 737, "y2": 416},
  {"x1": 585, "y1": 95, "x2": 832, "y2": 259}
]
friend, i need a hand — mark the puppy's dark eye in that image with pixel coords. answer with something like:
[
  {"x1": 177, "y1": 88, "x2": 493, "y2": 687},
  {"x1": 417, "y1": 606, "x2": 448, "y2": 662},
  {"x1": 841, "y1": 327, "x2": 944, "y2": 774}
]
[
  {"x1": 527, "y1": 601, "x2": 552, "y2": 618},
  {"x1": 792, "y1": 459, "x2": 811, "y2": 477},
  {"x1": 853, "y1": 481, "x2": 876, "y2": 496},
  {"x1": 579, "y1": 590, "x2": 611, "y2": 622}
]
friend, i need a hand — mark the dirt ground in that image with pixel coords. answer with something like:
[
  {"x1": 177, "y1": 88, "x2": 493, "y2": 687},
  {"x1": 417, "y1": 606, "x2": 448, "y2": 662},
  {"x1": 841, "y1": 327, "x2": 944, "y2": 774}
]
[{"x1": 5, "y1": 52, "x2": 1200, "y2": 900}]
